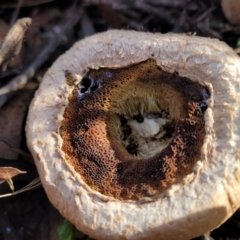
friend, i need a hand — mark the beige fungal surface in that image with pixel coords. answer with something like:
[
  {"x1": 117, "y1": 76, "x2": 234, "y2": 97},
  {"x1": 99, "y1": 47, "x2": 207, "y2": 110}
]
[{"x1": 26, "y1": 30, "x2": 240, "y2": 240}]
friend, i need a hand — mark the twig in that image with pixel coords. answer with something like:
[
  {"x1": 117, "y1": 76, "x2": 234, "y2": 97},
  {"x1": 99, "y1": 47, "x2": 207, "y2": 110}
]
[
  {"x1": 0, "y1": 17, "x2": 31, "y2": 73},
  {"x1": 84, "y1": 0, "x2": 129, "y2": 10},
  {"x1": 86, "y1": 0, "x2": 173, "y2": 24},
  {"x1": 0, "y1": 6, "x2": 82, "y2": 108},
  {"x1": 144, "y1": 0, "x2": 189, "y2": 7},
  {"x1": 0, "y1": 0, "x2": 54, "y2": 8},
  {"x1": 196, "y1": 5, "x2": 216, "y2": 23},
  {"x1": 79, "y1": 10, "x2": 96, "y2": 38},
  {"x1": 0, "y1": 134, "x2": 32, "y2": 161},
  {"x1": 10, "y1": 0, "x2": 24, "y2": 26},
  {"x1": 0, "y1": 177, "x2": 41, "y2": 198},
  {"x1": 0, "y1": 157, "x2": 32, "y2": 166},
  {"x1": 134, "y1": 1, "x2": 174, "y2": 25},
  {"x1": 197, "y1": 22, "x2": 222, "y2": 39},
  {"x1": 0, "y1": 67, "x2": 22, "y2": 79}
]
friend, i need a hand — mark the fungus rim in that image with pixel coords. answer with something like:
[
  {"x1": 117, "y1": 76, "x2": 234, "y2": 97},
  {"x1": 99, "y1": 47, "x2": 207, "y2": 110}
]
[{"x1": 26, "y1": 30, "x2": 240, "y2": 240}]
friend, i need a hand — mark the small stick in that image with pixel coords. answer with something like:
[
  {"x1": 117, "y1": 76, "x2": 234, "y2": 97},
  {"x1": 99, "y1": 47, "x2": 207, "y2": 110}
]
[
  {"x1": 0, "y1": 134, "x2": 33, "y2": 161},
  {"x1": 0, "y1": 177, "x2": 41, "y2": 198},
  {"x1": 196, "y1": 5, "x2": 216, "y2": 23},
  {"x1": 134, "y1": 1, "x2": 174, "y2": 25},
  {"x1": 10, "y1": 0, "x2": 24, "y2": 26}
]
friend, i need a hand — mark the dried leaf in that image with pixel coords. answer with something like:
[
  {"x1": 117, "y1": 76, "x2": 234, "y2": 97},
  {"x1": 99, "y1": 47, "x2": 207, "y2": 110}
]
[
  {"x1": 0, "y1": 19, "x2": 23, "y2": 69},
  {"x1": 0, "y1": 17, "x2": 31, "y2": 73},
  {"x1": 6, "y1": 176, "x2": 14, "y2": 191},
  {"x1": 0, "y1": 166, "x2": 26, "y2": 185}
]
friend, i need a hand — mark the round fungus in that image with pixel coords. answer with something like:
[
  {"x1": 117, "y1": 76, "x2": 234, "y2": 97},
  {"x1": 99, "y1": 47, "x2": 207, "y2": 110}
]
[{"x1": 26, "y1": 30, "x2": 240, "y2": 240}]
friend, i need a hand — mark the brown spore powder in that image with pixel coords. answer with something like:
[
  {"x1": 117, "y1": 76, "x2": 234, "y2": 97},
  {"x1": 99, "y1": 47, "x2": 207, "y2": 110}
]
[{"x1": 61, "y1": 59, "x2": 209, "y2": 201}]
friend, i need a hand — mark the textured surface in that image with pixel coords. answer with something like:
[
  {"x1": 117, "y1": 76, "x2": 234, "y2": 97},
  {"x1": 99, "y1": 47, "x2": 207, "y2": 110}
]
[
  {"x1": 26, "y1": 30, "x2": 240, "y2": 240},
  {"x1": 61, "y1": 59, "x2": 207, "y2": 200}
]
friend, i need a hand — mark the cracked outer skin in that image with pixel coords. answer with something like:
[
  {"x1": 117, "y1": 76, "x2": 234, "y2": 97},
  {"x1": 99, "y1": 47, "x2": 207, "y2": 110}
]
[{"x1": 26, "y1": 30, "x2": 240, "y2": 240}]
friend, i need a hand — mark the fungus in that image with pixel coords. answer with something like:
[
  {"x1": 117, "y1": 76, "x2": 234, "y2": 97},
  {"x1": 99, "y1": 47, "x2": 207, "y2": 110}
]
[{"x1": 26, "y1": 30, "x2": 240, "y2": 240}]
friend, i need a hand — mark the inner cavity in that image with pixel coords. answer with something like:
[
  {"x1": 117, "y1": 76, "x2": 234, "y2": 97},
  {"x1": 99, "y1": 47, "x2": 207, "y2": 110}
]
[
  {"x1": 119, "y1": 110, "x2": 174, "y2": 159},
  {"x1": 61, "y1": 59, "x2": 210, "y2": 201}
]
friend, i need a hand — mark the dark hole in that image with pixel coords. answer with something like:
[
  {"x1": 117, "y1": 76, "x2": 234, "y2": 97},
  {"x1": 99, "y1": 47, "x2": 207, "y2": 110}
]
[
  {"x1": 163, "y1": 122, "x2": 175, "y2": 134},
  {"x1": 149, "y1": 168, "x2": 160, "y2": 179},
  {"x1": 161, "y1": 122, "x2": 175, "y2": 140},
  {"x1": 201, "y1": 88, "x2": 211, "y2": 100},
  {"x1": 126, "y1": 140, "x2": 138, "y2": 155},
  {"x1": 80, "y1": 76, "x2": 92, "y2": 93},
  {"x1": 117, "y1": 163, "x2": 123, "y2": 174},
  {"x1": 161, "y1": 132, "x2": 173, "y2": 140},
  {"x1": 154, "y1": 113, "x2": 162, "y2": 118},
  {"x1": 133, "y1": 114, "x2": 144, "y2": 123},
  {"x1": 186, "y1": 85, "x2": 203, "y2": 101},
  {"x1": 90, "y1": 83, "x2": 99, "y2": 92},
  {"x1": 120, "y1": 115, "x2": 127, "y2": 125},
  {"x1": 122, "y1": 125, "x2": 132, "y2": 141},
  {"x1": 199, "y1": 102, "x2": 208, "y2": 114},
  {"x1": 146, "y1": 112, "x2": 162, "y2": 118},
  {"x1": 81, "y1": 123, "x2": 89, "y2": 132}
]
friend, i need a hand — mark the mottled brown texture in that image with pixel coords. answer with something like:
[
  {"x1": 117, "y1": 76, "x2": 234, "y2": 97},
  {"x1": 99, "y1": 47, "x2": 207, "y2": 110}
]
[{"x1": 61, "y1": 59, "x2": 208, "y2": 200}]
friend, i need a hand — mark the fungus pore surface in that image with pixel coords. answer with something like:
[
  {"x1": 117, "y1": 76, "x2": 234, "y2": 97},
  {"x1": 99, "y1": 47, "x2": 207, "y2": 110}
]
[{"x1": 61, "y1": 59, "x2": 210, "y2": 200}]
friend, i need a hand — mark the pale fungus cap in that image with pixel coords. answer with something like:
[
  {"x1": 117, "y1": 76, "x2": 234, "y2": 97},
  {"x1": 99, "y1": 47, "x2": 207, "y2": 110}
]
[{"x1": 26, "y1": 30, "x2": 240, "y2": 240}]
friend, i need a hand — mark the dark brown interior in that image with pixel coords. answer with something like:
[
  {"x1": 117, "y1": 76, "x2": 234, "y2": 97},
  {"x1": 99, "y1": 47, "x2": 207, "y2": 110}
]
[{"x1": 61, "y1": 59, "x2": 210, "y2": 200}]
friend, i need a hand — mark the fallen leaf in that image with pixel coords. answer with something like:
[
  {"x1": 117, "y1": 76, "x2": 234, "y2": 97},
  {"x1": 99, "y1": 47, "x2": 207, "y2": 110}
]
[
  {"x1": 0, "y1": 18, "x2": 31, "y2": 72},
  {"x1": 0, "y1": 166, "x2": 26, "y2": 185}
]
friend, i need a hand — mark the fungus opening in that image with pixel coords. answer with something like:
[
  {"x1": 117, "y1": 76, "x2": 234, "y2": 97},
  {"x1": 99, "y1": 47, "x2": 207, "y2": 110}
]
[{"x1": 61, "y1": 59, "x2": 210, "y2": 200}]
